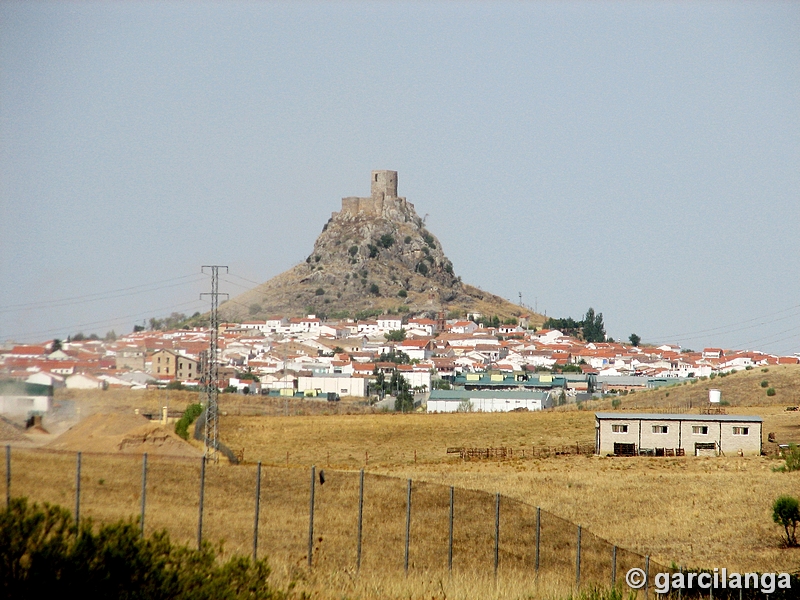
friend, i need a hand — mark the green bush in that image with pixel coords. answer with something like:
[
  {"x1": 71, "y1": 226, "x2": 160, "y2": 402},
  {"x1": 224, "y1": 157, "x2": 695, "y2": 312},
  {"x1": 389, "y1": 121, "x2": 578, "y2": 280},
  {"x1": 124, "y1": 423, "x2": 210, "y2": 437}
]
[
  {"x1": 174, "y1": 403, "x2": 203, "y2": 440},
  {"x1": 773, "y1": 495, "x2": 800, "y2": 546},
  {"x1": 767, "y1": 387, "x2": 777, "y2": 397},
  {"x1": 0, "y1": 497, "x2": 286, "y2": 599},
  {"x1": 348, "y1": 245, "x2": 358, "y2": 256},
  {"x1": 761, "y1": 380, "x2": 769, "y2": 388},
  {"x1": 378, "y1": 234, "x2": 395, "y2": 248},
  {"x1": 397, "y1": 289, "x2": 407, "y2": 298},
  {"x1": 315, "y1": 287, "x2": 325, "y2": 296}
]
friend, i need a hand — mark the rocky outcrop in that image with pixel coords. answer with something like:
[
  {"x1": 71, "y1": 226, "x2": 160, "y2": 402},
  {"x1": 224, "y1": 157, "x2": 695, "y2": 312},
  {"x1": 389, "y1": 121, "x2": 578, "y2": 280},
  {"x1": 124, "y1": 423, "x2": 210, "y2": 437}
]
[{"x1": 219, "y1": 171, "x2": 543, "y2": 323}]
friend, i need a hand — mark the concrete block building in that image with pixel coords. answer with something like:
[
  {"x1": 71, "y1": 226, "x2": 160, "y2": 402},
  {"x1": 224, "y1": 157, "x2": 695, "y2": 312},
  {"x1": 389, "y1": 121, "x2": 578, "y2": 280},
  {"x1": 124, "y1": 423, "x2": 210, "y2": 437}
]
[{"x1": 594, "y1": 412, "x2": 762, "y2": 456}]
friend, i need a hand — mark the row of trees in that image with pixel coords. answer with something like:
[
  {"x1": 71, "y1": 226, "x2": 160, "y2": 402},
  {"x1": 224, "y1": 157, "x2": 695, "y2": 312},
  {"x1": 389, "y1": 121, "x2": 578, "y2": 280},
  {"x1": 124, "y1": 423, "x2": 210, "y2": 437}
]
[{"x1": 543, "y1": 307, "x2": 607, "y2": 342}]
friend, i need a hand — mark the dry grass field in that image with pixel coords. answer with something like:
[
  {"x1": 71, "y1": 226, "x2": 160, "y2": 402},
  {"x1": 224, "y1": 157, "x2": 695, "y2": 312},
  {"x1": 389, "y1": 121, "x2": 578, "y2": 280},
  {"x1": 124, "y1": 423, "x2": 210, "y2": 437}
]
[{"x1": 4, "y1": 365, "x2": 800, "y2": 599}]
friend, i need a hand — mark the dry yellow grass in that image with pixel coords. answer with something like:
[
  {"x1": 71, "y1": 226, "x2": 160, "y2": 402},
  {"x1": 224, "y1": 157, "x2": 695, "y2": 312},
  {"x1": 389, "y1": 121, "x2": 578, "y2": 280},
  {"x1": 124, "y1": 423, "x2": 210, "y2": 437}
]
[
  {"x1": 593, "y1": 364, "x2": 800, "y2": 412},
  {"x1": 10, "y1": 370, "x2": 800, "y2": 599}
]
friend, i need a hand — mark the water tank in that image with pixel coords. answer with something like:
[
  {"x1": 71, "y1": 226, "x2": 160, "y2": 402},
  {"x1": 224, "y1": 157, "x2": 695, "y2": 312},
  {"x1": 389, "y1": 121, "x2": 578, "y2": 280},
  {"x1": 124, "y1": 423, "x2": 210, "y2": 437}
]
[{"x1": 709, "y1": 389, "x2": 721, "y2": 403}]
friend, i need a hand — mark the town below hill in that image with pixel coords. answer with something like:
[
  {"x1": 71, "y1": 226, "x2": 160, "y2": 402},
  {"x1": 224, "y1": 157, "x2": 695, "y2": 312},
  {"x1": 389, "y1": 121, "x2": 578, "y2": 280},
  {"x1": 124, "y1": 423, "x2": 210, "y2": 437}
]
[{"x1": 2, "y1": 314, "x2": 798, "y2": 409}]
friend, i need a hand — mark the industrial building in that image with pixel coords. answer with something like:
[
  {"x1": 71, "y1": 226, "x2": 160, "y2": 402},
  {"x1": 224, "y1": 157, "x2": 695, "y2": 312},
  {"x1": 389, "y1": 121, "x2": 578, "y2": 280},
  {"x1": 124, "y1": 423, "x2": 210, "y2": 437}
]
[{"x1": 594, "y1": 412, "x2": 763, "y2": 456}]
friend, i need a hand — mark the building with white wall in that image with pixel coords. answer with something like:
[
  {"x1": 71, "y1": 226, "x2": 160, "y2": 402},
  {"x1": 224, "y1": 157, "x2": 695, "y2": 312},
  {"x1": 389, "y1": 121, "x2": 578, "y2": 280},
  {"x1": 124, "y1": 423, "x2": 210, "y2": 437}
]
[{"x1": 594, "y1": 412, "x2": 762, "y2": 456}]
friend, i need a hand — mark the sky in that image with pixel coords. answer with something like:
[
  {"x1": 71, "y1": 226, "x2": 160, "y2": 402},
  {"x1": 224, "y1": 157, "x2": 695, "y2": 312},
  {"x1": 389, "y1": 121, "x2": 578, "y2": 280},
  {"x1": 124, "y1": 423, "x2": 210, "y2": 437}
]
[{"x1": 1, "y1": 1, "x2": 798, "y2": 355}]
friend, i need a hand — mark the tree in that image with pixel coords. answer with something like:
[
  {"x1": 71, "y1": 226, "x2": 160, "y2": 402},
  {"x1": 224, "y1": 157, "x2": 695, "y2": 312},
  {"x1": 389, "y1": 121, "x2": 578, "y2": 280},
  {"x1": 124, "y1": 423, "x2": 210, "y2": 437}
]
[
  {"x1": 372, "y1": 366, "x2": 386, "y2": 400},
  {"x1": 629, "y1": 333, "x2": 641, "y2": 347},
  {"x1": 369, "y1": 283, "x2": 380, "y2": 295},
  {"x1": 582, "y1": 308, "x2": 606, "y2": 343},
  {"x1": 49, "y1": 339, "x2": 62, "y2": 353},
  {"x1": 384, "y1": 329, "x2": 406, "y2": 342},
  {"x1": 542, "y1": 316, "x2": 581, "y2": 337},
  {"x1": 380, "y1": 349, "x2": 410, "y2": 364},
  {"x1": 772, "y1": 495, "x2": 800, "y2": 546}
]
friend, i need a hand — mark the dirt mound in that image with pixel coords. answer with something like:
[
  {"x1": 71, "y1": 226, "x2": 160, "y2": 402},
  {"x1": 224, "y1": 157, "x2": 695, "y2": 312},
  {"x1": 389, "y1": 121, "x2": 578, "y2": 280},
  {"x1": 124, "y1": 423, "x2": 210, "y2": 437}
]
[
  {"x1": 0, "y1": 416, "x2": 29, "y2": 442},
  {"x1": 46, "y1": 413, "x2": 202, "y2": 457}
]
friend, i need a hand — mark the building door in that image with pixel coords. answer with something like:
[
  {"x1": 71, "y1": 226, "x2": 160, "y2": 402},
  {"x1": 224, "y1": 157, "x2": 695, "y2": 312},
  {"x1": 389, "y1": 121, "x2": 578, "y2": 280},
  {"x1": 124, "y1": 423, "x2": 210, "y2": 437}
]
[{"x1": 613, "y1": 443, "x2": 637, "y2": 457}]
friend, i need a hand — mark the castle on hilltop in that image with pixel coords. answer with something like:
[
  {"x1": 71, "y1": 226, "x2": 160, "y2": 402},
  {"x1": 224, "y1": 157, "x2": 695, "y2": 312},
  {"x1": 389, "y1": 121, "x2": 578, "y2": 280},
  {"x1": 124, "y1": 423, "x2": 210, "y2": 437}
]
[{"x1": 339, "y1": 170, "x2": 411, "y2": 218}]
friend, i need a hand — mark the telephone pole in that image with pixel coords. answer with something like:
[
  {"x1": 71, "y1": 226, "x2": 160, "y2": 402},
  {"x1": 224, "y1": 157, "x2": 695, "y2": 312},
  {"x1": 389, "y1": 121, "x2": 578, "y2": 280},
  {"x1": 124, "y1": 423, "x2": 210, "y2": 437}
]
[{"x1": 201, "y1": 265, "x2": 228, "y2": 463}]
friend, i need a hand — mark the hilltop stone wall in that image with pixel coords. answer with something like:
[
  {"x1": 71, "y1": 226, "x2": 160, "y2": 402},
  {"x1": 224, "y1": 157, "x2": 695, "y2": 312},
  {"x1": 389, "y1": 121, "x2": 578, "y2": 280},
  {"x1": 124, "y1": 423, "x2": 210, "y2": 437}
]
[{"x1": 338, "y1": 170, "x2": 412, "y2": 220}]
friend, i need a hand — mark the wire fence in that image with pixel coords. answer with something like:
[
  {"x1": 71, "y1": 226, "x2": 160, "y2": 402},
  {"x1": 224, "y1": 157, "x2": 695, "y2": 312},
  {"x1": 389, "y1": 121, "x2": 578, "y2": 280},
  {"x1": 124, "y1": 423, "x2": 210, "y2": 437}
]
[{"x1": 3, "y1": 446, "x2": 793, "y2": 598}]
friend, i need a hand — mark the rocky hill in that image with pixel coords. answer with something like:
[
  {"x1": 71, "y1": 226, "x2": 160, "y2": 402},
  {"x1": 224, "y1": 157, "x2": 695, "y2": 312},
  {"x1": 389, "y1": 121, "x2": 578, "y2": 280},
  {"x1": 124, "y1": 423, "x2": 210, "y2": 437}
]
[{"x1": 219, "y1": 171, "x2": 544, "y2": 324}]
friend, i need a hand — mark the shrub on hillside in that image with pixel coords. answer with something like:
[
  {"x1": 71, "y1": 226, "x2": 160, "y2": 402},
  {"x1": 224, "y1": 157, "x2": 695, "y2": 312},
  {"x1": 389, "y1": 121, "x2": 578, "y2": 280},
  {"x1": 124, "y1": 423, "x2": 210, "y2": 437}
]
[
  {"x1": 774, "y1": 444, "x2": 800, "y2": 473},
  {"x1": 772, "y1": 495, "x2": 800, "y2": 547},
  {"x1": 767, "y1": 387, "x2": 777, "y2": 397},
  {"x1": 175, "y1": 403, "x2": 203, "y2": 440},
  {"x1": 761, "y1": 380, "x2": 769, "y2": 388},
  {"x1": 0, "y1": 497, "x2": 287, "y2": 599}
]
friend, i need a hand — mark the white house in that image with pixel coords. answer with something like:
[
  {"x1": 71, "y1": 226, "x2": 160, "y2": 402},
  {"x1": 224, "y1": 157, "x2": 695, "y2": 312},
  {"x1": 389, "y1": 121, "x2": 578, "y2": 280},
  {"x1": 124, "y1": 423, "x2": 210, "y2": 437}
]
[
  {"x1": 377, "y1": 316, "x2": 403, "y2": 332},
  {"x1": 65, "y1": 373, "x2": 107, "y2": 390}
]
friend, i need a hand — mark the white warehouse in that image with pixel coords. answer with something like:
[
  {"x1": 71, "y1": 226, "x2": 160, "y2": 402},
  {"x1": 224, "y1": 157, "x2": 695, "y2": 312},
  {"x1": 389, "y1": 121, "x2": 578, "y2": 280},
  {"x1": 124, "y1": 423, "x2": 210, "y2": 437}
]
[
  {"x1": 594, "y1": 412, "x2": 763, "y2": 456},
  {"x1": 427, "y1": 389, "x2": 551, "y2": 413}
]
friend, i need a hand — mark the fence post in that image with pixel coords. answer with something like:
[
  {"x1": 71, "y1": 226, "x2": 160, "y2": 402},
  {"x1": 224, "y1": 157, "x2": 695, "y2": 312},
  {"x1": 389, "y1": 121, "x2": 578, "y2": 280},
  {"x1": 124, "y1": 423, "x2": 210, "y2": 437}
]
[
  {"x1": 611, "y1": 545, "x2": 617, "y2": 588},
  {"x1": 197, "y1": 457, "x2": 206, "y2": 549},
  {"x1": 357, "y1": 469, "x2": 364, "y2": 571},
  {"x1": 576, "y1": 525, "x2": 581, "y2": 589},
  {"x1": 253, "y1": 461, "x2": 261, "y2": 562},
  {"x1": 140, "y1": 453, "x2": 148, "y2": 538},
  {"x1": 535, "y1": 506, "x2": 540, "y2": 573},
  {"x1": 644, "y1": 555, "x2": 650, "y2": 600},
  {"x1": 448, "y1": 486, "x2": 454, "y2": 572},
  {"x1": 307, "y1": 465, "x2": 316, "y2": 568},
  {"x1": 494, "y1": 493, "x2": 500, "y2": 577},
  {"x1": 75, "y1": 452, "x2": 82, "y2": 528},
  {"x1": 5, "y1": 445, "x2": 10, "y2": 507},
  {"x1": 404, "y1": 478, "x2": 412, "y2": 573}
]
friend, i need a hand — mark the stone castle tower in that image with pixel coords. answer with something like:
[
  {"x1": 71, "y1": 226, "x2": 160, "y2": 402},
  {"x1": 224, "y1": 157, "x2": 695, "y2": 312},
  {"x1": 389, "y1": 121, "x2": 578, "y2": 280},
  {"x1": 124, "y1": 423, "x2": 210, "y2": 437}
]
[{"x1": 339, "y1": 170, "x2": 406, "y2": 218}]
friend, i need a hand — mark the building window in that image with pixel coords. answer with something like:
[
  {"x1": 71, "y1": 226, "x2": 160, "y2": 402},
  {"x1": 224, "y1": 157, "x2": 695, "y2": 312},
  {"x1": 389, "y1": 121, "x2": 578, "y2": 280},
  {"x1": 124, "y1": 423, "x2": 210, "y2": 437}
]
[
  {"x1": 612, "y1": 425, "x2": 628, "y2": 433},
  {"x1": 652, "y1": 425, "x2": 668, "y2": 434},
  {"x1": 692, "y1": 426, "x2": 709, "y2": 435},
  {"x1": 733, "y1": 427, "x2": 749, "y2": 435}
]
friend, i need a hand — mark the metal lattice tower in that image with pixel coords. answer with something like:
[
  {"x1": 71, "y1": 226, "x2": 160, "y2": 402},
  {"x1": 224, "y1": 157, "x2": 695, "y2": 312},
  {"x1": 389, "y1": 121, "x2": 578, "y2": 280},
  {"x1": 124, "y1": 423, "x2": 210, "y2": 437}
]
[{"x1": 201, "y1": 265, "x2": 228, "y2": 463}]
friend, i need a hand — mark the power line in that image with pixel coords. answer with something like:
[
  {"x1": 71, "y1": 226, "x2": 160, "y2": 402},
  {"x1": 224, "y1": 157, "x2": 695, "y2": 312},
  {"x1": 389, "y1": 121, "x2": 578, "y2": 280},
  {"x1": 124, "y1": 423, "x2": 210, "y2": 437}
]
[
  {"x1": 0, "y1": 274, "x2": 206, "y2": 314},
  {"x1": 226, "y1": 272, "x2": 264, "y2": 288},
  {"x1": 649, "y1": 303, "x2": 800, "y2": 341},
  {"x1": 2, "y1": 299, "x2": 207, "y2": 342}
]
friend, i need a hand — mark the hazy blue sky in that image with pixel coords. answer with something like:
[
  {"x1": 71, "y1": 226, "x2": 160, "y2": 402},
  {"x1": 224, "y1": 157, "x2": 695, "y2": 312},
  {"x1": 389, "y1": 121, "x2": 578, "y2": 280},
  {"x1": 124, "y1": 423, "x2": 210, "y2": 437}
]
[{"x1": 1, "y1": 2, "x2": 798, "y2": 355}]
